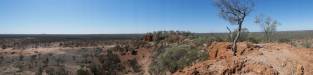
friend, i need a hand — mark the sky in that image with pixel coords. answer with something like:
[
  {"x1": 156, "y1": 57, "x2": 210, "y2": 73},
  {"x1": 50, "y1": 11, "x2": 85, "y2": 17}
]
[{"x1": 0, "y1": 0, "x2": 312, "y2": 34}]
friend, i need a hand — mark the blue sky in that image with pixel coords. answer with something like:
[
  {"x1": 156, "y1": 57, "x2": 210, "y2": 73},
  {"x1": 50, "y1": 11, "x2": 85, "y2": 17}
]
[{"x1": 0, "y1": 0, "x2": 312, "y2": 34}]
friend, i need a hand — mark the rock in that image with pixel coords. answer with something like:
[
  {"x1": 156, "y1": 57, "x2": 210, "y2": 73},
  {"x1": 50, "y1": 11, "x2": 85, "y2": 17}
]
[
  {"x1": 281, "y1": 62, "x2": 286, "y2": 67},
  {"x1": 296, "y1": 64, "x2": 304, "y2": 75}
]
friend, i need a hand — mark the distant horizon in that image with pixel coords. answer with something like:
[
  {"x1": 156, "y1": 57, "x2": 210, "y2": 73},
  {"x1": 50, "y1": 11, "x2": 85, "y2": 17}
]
[
  {"x1": 1, "y1": 0, "x2": 313, "y2": 34},
  {"x1": 1, "y1": 29, "x2": 313, "y2": 35}
]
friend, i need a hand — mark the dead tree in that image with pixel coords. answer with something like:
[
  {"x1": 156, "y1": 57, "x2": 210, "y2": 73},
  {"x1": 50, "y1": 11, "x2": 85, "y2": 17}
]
[
  {"x1": 255, "y1": 15, "x2": 279, "y2": 42},
  {"x1": 214, "y1": 0, "x2": 254, "y2": 56},
  {"x1": 226, "y1": 26, "x2": 233, "y2": 42}
]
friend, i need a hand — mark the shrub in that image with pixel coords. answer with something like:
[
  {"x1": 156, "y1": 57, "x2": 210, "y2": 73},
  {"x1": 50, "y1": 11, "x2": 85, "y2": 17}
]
[
  {"x1": 128, "y1": 58, "x2": 141, "y2": 72},
  {"x1": 79, "y1": 49, "x2": 125, "y2": 75},
  {"x1": 248, "y1": 37, "x2": 262, "y2": 44},
  {"x1": 302, "y1": 41, "x2": 312, "y2": 48},
  {"x1": 88, "y1": 63, "x2": 103, "y2": 75},
  {"x1": 213, "y1": 36, "x2": 227, "y2": 42},
  {"x1": 192, "y1": 36, "x2": 211, "y2": 45},
  {"x1": 77, "y1": 66, "x2": 91, "y2": 75},
  {"x1": 278, "y1": 38, "x2": 291, "y2": 43},
  {"x1": 131, "y1": 49, "x2": 138, "y2": 55},
  {"x1": 35, "y1": 66, "x2": 44, "y2": 75},
  {"x1": 149, "y1": 44, "x2": 208, "y2": 74},
  {"x1": 45, "y1": 66, "x2": 69, "y2": 75},
  {"x1": 101, "y1": 50, "x2": 124, "y2": 75},
  {"x1": 77, "y1": 69, "x2": 90, "y2": 75},
  {"x1": 144, "y1": 31, "x2": 192, "y2": 43}
]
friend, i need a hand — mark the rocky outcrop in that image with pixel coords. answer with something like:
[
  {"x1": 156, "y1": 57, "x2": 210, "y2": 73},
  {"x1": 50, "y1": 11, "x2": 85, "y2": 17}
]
[{"x1": 173, "y1": 42, "x2": 311, "y2": 75}]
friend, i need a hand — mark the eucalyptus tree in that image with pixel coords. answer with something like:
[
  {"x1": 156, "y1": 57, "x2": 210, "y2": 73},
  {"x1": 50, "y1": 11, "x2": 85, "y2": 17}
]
[
  {"x1": 214, "y1": 0, "x2": 254, "y2": 56},
  {"x1": 255, "y1": 15, "x2": 279, "y2": 42}
]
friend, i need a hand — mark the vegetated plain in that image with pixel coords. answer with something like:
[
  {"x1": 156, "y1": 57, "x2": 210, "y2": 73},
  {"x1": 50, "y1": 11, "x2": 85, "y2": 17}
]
[{"x1": 0, "y1": 30, "x2": 313, "y2": 75}]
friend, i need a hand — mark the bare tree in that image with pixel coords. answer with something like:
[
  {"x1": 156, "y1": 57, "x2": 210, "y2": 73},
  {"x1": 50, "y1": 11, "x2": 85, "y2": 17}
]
[
  {"x1": 227, "y1": 27, "x2": 249, "y2": 42},
  {"x1": 255, "y1": 15, "x2": 279, "y2": 42},
  {"x1": 226, "y1": 26, "x2": 233, "y2": 42},
  {"x1": 214, "y1": 0, "x2": 254, "y2": 56}
]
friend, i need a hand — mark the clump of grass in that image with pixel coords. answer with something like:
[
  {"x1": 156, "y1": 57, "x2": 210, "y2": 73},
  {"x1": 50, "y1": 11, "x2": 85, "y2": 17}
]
[
  {"x1": 100, "y1": 50, "x2": 125, "y2": 75},
  {"x1": 128, "y1": 58, "x2": 141, "y2": 72},
  {"x1": 248, "y1": 37, "x2": 262, "y2": 44},
  {"x1": 302, "y1": 41, "x2": 312, "y2": 48},
  {"x1": 278, "y1": 38, "x2": 291, "y2": 43},
  {"x1": 191, "y1": 36, "x2": 212, "y2": 45},
  {"x1": 149, "y1": 44, "x2": 208, "y2": 74},
  {"x1": 45, "y1": 66, "x2": 69, "y2": 75},
  {"x1": 143, "y1": 31, "x2": 192, "y2": 43},
  {"x1": 77, "y1": 66, "x2": 91, "y2": 75}
]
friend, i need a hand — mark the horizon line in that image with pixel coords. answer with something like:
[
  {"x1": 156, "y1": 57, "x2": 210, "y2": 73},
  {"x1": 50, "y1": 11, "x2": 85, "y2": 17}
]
[{"x1": 0, "y1": 29, "x2": 313, "y2": 35}]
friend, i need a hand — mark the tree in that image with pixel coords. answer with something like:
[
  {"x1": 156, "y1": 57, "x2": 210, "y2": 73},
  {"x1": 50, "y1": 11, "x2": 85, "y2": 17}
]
[
  {"x1": 234, "y1": 28, "x2": 249, "y2": 42},
  {"x1": 214, "y1": 0, "x2": 254, "y2": 56},
  {"x1": 227, "y1": 27, "x2": 249, "y2": 42},
  {"x1": 255, "y1": 15, "x2": 279, "y2": 42}
]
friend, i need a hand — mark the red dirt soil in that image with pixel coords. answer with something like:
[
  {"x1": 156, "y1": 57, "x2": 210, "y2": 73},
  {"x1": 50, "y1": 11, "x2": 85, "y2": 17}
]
[{"x1": 173, "y1": 42, "x2": 313, "y2": 75}]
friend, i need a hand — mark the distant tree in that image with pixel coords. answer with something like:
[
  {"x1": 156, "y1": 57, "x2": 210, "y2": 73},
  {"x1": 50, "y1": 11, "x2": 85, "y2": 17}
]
[
  {"x1": 255, "y1": 15, "x2": 279, "y2": 42},
  {"x1": 214, "y1": 0, "x2": 254, "y2": 56}
]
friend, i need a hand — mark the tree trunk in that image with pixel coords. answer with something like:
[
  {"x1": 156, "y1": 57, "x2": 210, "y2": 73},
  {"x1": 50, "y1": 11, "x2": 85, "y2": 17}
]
[
  {"x1": 231, "y1": 24, "x2": 242, "y2": 56},
  {"x1": 265, "y1": 31, "x2": 270, "y2": 42},
  {"x1": 227, "y1": 26, "x2": 233, "y2": 42}
]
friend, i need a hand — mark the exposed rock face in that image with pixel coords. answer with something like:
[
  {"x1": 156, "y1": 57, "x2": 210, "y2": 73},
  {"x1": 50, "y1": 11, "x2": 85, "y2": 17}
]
[
  {"x1": 296, "y1": 64, "x2": 304, "y2": 75},
  {"x1": 143, "y1": 34, "x2": 153, "y2": 42},
  {"x1": 207, "y1": 42, "x2": 233, "y2": 60},
  {"x1": 2, "y1": 40, "x2": 313, "y2": 75},
  {"x1": 174, "y1": 42, "x2": 313, "y2": 75},
  {"x1": 174, "y1": 58, "x2": 279, "y2": 75}
]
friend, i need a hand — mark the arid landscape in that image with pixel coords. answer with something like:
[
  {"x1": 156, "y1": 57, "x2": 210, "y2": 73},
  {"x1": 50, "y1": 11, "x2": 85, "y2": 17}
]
[
  {"x1": 1, "y1": 0, "x2": 313, "y2": 75},
  {"x1": 0, "y1": 31, "x2": 313, "y2": 75}
]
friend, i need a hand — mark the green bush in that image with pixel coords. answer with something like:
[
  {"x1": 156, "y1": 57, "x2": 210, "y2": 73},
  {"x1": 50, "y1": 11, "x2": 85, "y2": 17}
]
[
  {"x1": 149, "y1": 44, "x2": 208, "y2": 74},
  {"x1": 144, "y1": 31, "x2": 192, "y2": 43},
  {"x1": 88, "y1": 63, "x2": 104, "y2": 75},
  {"x1": 77, "y1": 69, "x2": 90, "y2": 75},
  {"x1": 45, "y1": 66, "x2": 69, "y2": 75},
  {"x1": 129, "y1": 58, "x2": 141, "y2": 72},
  {"x1": 278, "y1": 38, "x2": 291, "y2": 43},
  {"x1": 101, "y1": 50, "x2": 124, "y2": 75},
  {"x1": 302, "y1": 41, "x2": 312, "y2": 48},
  {"x1": 213, "y1": 36, "x2": 226, "y2": 42},
  {"x1": 88, "y1": 49, "x2": 125, "y2": 75},
  {"x1": 77, "y1": 66, "x2": 91, "y2": 75},
  {"x1": 248, "y1": 37, "x2": 262, "y2": 44},
  {"x1": 192, "y1": 36, "x2": 211, "y2": 45}
]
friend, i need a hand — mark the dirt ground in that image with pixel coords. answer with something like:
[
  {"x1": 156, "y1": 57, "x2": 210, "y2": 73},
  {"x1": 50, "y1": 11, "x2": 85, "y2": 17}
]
[
  {"x1": 0, "y1": 42, "x2": 312, "y2": 75},
  {"x1": 173, "y1": 42, "x2": 313, "y2": 75}
]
